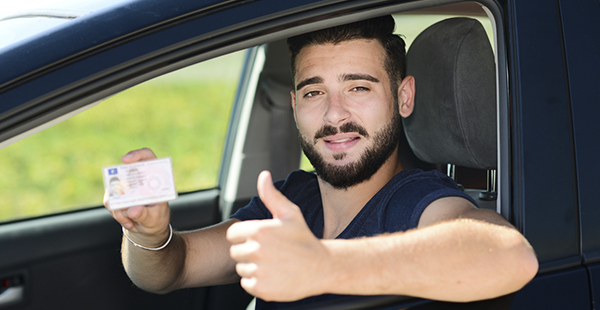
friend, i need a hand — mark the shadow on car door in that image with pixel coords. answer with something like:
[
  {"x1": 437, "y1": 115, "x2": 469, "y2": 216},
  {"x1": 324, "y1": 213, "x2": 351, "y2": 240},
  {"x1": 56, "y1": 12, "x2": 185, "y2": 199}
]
[{"x1": 0, "y1": 189, "x2": 253, "y2": 309}]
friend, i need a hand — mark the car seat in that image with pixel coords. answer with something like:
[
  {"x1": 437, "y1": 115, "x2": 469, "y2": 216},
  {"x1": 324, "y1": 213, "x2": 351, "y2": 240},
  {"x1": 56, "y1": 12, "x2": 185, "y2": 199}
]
[{"x1": 404, "y1": 17, "x2": 497, "y2": 210}]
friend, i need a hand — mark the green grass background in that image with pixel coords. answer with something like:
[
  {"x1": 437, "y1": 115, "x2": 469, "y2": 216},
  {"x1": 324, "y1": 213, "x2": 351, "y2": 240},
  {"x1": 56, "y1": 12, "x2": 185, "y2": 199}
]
[{"x1": 0, "y1": 51, "x2": 244, "y2": 223}]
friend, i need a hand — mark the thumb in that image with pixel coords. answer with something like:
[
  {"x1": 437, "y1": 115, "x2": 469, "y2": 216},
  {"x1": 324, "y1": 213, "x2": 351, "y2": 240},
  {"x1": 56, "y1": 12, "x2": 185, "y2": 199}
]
[{"x1": 257, "y1": 171, "x2": 298, "y2": 220}]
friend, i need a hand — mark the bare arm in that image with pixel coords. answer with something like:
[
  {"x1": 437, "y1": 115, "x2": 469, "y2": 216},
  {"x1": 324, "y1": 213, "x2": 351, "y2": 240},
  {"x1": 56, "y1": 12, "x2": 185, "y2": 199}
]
[
  {"x1": 119, "y1": 219, "x2": 240, "y2": 294},
  {"x1": 228, "y1": 171, "x2": 538, "y2": 302},
  {"x1": 320, "y1": 209, "x2": 537, "y2": 302},
  {"x1": 106, "y1": 148, "x2": 239, "y2": 294}
]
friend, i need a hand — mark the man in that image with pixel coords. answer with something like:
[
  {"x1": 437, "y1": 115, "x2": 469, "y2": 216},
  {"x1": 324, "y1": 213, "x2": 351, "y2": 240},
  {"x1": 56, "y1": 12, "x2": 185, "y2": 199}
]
[{"x1": 105, "y1": 15, "x2": 538, "y2": 309}]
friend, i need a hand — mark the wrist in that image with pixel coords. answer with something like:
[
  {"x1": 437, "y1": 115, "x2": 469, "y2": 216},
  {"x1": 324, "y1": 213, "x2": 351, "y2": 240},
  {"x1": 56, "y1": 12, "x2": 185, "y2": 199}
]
[
  {"x1": 320, "y1": 238, "x2": 385, "y2": 296},
  {"x1": 319, "y1": 240, "x2": 352, "y2": 295},
  {"x1": 123, "y1": 224, "x2": 173, "y2": 251}
]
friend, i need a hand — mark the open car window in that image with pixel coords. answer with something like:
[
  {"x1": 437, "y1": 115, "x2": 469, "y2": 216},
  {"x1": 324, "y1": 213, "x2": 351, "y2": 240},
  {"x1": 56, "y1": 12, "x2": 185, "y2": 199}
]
[
  {"x1": 0, "y1": 51, "x2": 244, "y2": 223},
  {"x1": 0, "y1": 1, "x2": 499, "y2": 224}
]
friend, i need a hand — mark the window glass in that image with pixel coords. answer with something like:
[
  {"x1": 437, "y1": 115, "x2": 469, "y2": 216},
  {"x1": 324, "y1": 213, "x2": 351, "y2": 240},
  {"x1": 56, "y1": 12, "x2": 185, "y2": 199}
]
[{"x1": 0, "y1": 50, "x2": 245, "y2": 223}]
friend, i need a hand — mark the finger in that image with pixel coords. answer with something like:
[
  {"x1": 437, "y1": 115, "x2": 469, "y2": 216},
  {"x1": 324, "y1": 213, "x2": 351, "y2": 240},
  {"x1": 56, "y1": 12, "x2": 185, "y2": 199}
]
[
  {"x1": 103, "y1": 189, "x2": 110, "y2": 207},
  {"x1": 128, "y1": 203, "x2": 171, "y2": 233},
  {"x1": 226, "y1": 219, "x2": 280, "y2": 244},
  {"x1": 104, "y1": 187, "x2": 136, "y2": 229},
  {"x1": 235, "y1": 262, "x2": 258, "y2": 278},
  {"x1": 229, "y1": 240, "x2": 260, "y2": 262},
  {"x1": 226, "y1": 221, "x2": 258, "y2": 244},
  {"x1": 257, "y1": 170, "x2": 299, "y2": 220},
  {"x1": 240, "y1": 276, "x2": 258, "y2": 295},
  {"x1": 125, "y1": 205, "x2": 145, "y2": 221},
  {"x1": 110, "y1": 207, "x2": 136, "y2": 230},
  {"x1": 121, "y1": 147, "x2": 157, "y2": 164}
]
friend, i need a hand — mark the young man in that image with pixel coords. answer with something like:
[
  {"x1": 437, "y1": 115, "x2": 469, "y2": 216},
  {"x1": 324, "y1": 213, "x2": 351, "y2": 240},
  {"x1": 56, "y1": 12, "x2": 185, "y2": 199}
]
[{"x1": 106, "y1": 15, "x2": 538, "y2": 309}]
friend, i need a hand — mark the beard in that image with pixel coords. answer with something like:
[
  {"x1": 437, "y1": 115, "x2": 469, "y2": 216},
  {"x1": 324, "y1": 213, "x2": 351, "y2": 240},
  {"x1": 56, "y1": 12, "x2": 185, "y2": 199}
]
[{"x1": 299, "y1": 111, "x2": 402, "y2": 190}]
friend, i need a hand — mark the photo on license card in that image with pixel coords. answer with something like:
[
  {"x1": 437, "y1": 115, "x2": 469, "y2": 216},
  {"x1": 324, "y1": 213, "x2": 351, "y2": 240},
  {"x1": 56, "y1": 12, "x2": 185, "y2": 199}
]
[{"x1": 102, "y1": 157, "x2": 178, "y2": 210}]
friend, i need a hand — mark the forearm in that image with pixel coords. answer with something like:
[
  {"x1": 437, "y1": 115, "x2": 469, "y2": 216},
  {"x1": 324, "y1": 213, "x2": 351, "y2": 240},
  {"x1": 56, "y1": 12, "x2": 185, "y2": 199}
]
[
  {"x1": 320, "y1": 219, "x2": 538, "y2": 302},
  {"x1": 107, "y1": 149, "x2": 239, "y2": 293},
  {"x1": 122, "y1": 220, "x2": 241, "y2": 294},
  {"x1": 122, "y1": 229, "x2": 187, "y2": 294}
]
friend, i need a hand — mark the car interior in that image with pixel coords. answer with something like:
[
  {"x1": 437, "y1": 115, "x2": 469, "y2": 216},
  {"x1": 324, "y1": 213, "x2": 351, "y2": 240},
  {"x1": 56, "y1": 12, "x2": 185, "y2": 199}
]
[
  {"x1": 404, "y1": 16, "x2": 497, "y2": 211},
  {"x1": 221, "y1": 3, "x2": 498, "y2": 222}
]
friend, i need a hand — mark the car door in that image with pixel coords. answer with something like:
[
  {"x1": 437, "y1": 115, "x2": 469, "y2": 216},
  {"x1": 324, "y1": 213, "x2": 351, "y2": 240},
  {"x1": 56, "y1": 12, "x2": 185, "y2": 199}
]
[
  {"x1": 505, "y1": 0, "x2": 596, "y2": 308},
  {"x1": 556, "y1": 0, "x2": 600, "y2": 306},
  {"x1": 0, "y1": 51, "x2": 255, "y2": 310}
]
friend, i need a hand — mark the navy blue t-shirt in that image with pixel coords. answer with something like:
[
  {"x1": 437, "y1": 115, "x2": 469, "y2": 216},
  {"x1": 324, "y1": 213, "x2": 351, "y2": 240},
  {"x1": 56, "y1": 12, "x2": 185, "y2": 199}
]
[{"x1": 230, "y1": 169, "x2": 477, "y2": 309}]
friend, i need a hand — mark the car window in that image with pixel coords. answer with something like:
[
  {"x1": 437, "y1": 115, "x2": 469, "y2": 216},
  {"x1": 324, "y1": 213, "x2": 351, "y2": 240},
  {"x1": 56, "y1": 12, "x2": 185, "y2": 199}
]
[
  {"x1": 393, "y1": 12, "x2": 493, "y2": 51},
  {"x1": 0, "y1": 50, "x2": 244, "y2": 223}
]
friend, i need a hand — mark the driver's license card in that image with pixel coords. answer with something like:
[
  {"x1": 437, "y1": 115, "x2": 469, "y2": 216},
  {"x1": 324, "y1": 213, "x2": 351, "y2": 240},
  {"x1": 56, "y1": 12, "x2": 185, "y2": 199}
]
[{"x1": 102, "y1": 157, "x2": 178, "y2": 210}]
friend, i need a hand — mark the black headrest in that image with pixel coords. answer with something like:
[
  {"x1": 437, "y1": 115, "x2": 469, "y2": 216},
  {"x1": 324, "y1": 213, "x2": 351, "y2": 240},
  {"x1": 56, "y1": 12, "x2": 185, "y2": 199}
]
[{"x1": 403, "y1": 18, "x2": 496, "y2": 170}]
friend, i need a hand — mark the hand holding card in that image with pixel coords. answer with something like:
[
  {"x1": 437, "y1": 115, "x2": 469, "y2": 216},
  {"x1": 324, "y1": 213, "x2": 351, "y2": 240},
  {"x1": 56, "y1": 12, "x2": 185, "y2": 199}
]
[{"x1": 103, "y1": 157, "x2": 178, "y2": 210}]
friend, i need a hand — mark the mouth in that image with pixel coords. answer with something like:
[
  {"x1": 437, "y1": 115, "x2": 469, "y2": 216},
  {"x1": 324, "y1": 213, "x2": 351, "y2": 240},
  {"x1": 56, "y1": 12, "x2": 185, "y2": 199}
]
[
  {"x1": 322, "y1": 133, "x2": 361, "y2": 151},
  {"x1": 324, "y1": 136, "x2": 360, "y2": 143}
]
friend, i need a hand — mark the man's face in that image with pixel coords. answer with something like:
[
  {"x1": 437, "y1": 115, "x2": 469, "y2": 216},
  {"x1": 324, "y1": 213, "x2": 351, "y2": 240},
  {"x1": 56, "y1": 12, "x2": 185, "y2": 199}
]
[
  {"x1": 111, "y1": 179, "x2": 123, "y2": 195},
  {"x1": 292, "y1": 39, "x2": 403, "y2": 189}
]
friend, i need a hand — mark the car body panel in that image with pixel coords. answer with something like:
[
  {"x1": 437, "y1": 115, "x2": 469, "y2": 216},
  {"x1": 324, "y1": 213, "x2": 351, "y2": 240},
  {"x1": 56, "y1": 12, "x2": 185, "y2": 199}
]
[
  {"x1": 0, "y1": 0, "x2": 130, "y2": 50},
  {"x1": 558, "y1": 0, "x2": 600, "y2": 306},
  {"x1": 507, "y1": 0, "x2": 580, "y2": 270},
  {"x1": 511, "y1": 267, "x2": 591, "y2": 309},
  {"x1": 557, "y1": 0, "x2": 600, "y2": 262}
]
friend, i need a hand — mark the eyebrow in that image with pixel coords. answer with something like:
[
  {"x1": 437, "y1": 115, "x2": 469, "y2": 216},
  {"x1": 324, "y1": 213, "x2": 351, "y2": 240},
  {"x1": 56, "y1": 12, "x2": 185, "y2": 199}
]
[
  {"x1": 340, "y1": 73, "x2": 380, "y2": 83},
  {"x1": 295, "y1": 73, "x2": 380, "y2": 91},
  {"x1": 296, "y1": 76, "x2": 323, "y2": 91}
]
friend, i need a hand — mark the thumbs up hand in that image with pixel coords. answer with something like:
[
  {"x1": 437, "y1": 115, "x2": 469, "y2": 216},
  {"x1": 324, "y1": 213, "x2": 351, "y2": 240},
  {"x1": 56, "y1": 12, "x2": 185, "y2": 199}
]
[{"x1": 227, "y1": 171, "x2": 331, "y2": 302}]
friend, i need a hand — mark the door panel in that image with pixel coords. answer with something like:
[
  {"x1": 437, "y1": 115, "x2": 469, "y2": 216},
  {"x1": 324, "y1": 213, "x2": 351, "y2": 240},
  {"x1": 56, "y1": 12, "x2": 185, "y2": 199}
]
[
  {"x1": 557, "y1": 0, "x2": 600, "y2": 261},
  {"x1": 510, "y1": 267, "x2": 590, "y2": 309},
  {"x1": 0, "y1": 190, "x2": 222, "y2": 309},
  {"x1": 558, "y1": 0, "x2": 600, "y2": 307},
  {"x1": 507, "y1": 0, "x2": 580, "y2": 269}
]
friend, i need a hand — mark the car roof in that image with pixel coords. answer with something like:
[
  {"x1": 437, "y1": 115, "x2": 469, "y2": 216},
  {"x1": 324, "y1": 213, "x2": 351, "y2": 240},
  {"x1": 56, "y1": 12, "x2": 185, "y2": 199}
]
[
  {"x1": 0, "y1": 0, "x2": 131, "y2": 50},
  {"x1": 0, "y1": 0, "x2": 230, "y2": 88}
]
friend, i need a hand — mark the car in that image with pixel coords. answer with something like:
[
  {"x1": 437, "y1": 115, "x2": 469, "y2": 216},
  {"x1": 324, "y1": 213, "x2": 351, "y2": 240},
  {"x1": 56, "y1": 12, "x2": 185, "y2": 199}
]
[{"x1": 0, "y1": 0, "x2": 598, "y2": 309}]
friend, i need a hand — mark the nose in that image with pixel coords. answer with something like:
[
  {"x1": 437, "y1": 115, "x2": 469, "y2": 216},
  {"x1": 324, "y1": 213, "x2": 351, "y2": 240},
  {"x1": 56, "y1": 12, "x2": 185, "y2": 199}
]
[{"x1": 323, "y1": 92, "x2": 351, "y2": 125}]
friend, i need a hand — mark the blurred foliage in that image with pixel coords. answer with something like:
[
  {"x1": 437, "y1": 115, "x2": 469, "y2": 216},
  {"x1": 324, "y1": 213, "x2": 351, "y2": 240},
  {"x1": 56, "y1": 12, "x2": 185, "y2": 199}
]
[{"x1": 0, "y1": 52, "x2": 243, "y2": 223}]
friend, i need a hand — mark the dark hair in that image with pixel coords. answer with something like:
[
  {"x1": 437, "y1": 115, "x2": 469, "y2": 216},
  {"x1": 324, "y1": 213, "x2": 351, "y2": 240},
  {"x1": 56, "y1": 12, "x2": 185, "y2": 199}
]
[{"x1": 287, "y1": 15, "x2": 406, "y2": 98}]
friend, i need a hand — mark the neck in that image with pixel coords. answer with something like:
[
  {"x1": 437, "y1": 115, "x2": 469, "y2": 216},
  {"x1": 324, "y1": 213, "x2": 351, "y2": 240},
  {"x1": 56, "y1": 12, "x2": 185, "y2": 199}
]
[{"x1": 318, "y1": 150, "x2": 403, "y2": 239}]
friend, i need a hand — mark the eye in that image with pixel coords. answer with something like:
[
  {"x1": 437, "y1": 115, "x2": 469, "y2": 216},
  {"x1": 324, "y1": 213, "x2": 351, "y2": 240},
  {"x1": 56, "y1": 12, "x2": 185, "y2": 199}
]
[
  {"x1": 351, "y1": 86, "x2": 370, "y2": 92},
  {"x1": 304, "y1": 90, "x2": 323, "y2": 98}
]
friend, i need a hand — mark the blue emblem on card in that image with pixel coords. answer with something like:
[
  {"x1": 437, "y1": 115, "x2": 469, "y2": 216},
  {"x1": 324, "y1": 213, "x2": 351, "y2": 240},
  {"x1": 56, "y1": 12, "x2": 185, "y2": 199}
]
[{"x1": 108, "y1": 168, "x2": 118, "y2": 175}]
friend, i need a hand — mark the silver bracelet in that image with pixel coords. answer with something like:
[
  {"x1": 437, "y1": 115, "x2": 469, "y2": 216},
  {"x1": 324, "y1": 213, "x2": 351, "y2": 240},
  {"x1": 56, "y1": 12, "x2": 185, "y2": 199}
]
[{"x1": 122, "y1": 224, "x2": 173, "y2": 251}]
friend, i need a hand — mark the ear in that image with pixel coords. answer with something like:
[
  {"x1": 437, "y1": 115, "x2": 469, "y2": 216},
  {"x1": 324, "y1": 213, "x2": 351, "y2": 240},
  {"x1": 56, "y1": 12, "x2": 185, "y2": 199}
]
[{"x1": 398, "y1": 75, "x2": 415, "y2": 118}]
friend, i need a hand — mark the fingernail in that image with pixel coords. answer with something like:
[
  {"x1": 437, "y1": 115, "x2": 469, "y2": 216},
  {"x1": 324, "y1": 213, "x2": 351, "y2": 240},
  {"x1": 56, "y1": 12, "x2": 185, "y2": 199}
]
[
  {"x1": 123, "y1": 153, "x2": 133, "y2": 158},
  {"x1": 123, "y1": 223, "x2": 133, "y2": 229}
]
